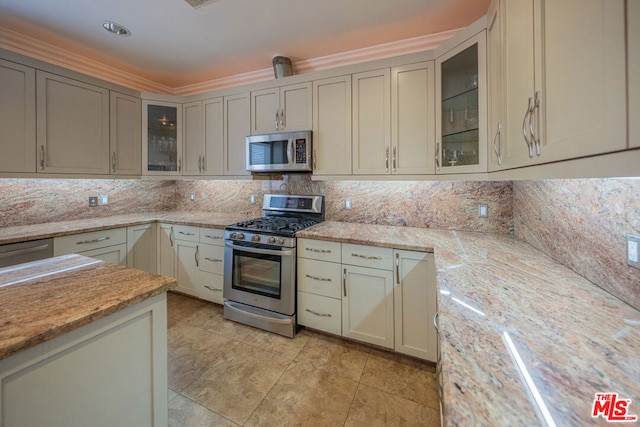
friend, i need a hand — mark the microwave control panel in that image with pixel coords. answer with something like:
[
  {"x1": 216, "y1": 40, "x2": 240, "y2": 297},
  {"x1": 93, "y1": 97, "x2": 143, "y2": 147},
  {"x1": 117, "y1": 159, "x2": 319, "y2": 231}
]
[{"x1": 295, "y1": 139, "x2": 307, "y2": 163}]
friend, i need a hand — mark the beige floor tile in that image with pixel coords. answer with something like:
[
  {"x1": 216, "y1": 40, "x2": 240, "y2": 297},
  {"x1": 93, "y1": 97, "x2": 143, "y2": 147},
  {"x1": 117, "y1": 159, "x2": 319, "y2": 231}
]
[
  {"x1": 360, "y1": 348, "x2": 439, "y2": 409},
  {"x1": 242, "y1": 327, "x2": 312, "y2": 363},
  {"x1": 182, "y1": 342, "x2": 290, "y2": 425},
  {"x1": 168, "y1": 389, "x2": 179, "y2": 402},
  {"x1": 167, "y1": 323, "x2": 239, "y2": 392},
  {"x1": 167, "y1": 292, "x2": 210, "y2": 329},
  {"x1": 188, "y1": 304, "x2": 257, "y2": 341},
  {"x1": 168, "y1": 394, "x2": 239, "y2": 427},
  {"x1": 294, "y1": 333, "x2": 371, "y2": 382},
  {"x1": 345, "y1": 384, "x2": 441, "y2": 427},
  {"x1": 245, "y1": 360, "x2": 358, "y2": 427}
]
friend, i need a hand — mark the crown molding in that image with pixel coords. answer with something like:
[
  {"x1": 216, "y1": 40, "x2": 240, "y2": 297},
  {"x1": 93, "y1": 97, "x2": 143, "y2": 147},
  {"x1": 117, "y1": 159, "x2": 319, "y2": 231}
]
[{"x1": 1, "y1": 25, "x2": 460, "y2": 96}]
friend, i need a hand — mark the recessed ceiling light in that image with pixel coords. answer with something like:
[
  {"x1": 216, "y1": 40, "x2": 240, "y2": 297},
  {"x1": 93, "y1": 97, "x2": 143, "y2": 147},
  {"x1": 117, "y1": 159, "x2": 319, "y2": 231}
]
[{"x1": 102, "y1": 21, "x2": 131, "y2": 36}]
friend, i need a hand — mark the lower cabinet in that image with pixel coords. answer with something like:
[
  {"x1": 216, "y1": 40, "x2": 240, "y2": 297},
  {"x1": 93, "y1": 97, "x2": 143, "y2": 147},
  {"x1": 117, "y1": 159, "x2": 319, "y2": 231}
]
[
  {"x1": 297, "y1": 238, "x2": 437, "y2": 361},
  {"x1": 173, "y1": 225, "x2": 200, "y2": 297},
  {"x1": 126, "y1": 223, "x2": 157, "y2": 273},
  {"x1": 53, "y1": 227, "x2": 127, "y2": 266},
  {"x1": 157, "y1": 223, "x2": 176, "y2": 279},
  {"x1": 195, "y1": 227, "x2": 225, "y2": 304}
]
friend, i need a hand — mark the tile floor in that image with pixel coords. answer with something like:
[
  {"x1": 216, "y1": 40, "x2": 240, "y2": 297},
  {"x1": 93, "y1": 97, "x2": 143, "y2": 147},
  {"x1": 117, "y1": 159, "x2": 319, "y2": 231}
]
[{"x1": 167, "y1": 292, "x2": 441, "y2": 426}]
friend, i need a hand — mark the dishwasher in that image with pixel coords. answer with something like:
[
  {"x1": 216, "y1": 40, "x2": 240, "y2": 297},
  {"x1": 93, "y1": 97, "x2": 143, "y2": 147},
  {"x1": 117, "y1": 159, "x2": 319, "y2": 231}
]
[{"x1": 0, "y1": 238, "x2": 54, "y2": 268}]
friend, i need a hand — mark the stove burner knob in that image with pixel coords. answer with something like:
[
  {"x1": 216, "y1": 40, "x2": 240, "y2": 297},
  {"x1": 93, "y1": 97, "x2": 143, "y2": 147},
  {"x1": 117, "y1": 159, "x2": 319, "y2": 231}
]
[
  {"x1": 267, "y1": 237, "x2": 276, "y2": 244},
  {"x1": 251, "y1": 235, "x2": 261, "y2": 242},
  {"x1": 237, "y1": 233, "x2": 245, "y2": 240},
  {"x1": 277, "y1": 238, "x2": 285, "y2": 245},
  {"x1": 229, "y1": 232, "x2": 237, "y2": 239}
]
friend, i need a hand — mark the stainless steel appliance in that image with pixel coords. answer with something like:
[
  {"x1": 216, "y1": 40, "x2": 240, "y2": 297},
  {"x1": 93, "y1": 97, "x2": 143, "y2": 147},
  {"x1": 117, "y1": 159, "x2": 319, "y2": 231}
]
[
  {"x1": 224, "y1": 194, "x2": 324, "y2": 337},
  {"x1": 0, "y1": 238, "x2": 53, "y2": 268},
  {"x1": 246, "y1": 131, "x2": 312, "y2": 173}
]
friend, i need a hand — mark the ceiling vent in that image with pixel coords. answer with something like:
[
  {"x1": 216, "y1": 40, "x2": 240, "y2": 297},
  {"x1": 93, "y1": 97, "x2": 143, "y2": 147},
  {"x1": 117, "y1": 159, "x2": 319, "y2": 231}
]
[{"x1": 184, "y1": 0, "x2": 217, "y2": 8}]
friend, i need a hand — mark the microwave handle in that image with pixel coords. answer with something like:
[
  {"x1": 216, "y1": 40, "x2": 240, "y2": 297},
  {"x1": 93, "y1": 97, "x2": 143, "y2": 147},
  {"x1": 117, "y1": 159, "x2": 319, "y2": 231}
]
[{"x1": 287, "y1": 138, "x2": 294, "y2": 165}]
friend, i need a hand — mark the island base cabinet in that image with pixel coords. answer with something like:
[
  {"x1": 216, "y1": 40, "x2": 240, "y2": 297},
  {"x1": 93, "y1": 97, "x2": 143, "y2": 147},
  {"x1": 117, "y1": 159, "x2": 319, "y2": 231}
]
[{"x1": 0, "y1": 293, "x2": 168, "y2": 427}]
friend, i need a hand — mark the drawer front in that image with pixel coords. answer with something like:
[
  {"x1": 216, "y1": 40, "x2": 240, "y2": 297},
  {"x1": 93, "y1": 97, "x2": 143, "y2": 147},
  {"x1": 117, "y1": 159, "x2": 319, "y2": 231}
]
[
  {"x1": 54, "y1": 227, "x2": 126, "y2": 256},
  {"x1": 297, "y1": 258, "x2": 342, "y2": 299},
  {"x1": 298, "y1": 238, "x2": 341, "y2": 263},
  {"x1": 342, "y1": 243, "x2": 393, "y2": 270},
  {"x1": 297, "y1": 291, "x2": 341, "y2": 335},
  {"x1": 196, "y1": 271, "x2": 224, "y2": 304},
  {"x1": 199, "y1": 227, "x2": 225, "y2": 245},
  {"x1": 199, "y1": 244, "x2": 224, "y2": 274},
  {"x1": 173, "y1": 225, "x2": 199, "y2": 242},
  {"x1": 77, "y1": 243, "x2": 127, "y2": 266}
]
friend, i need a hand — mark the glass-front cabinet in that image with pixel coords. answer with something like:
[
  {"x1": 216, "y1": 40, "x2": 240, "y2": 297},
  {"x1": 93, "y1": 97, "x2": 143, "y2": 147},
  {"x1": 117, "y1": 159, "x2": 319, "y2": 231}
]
[
  {"x1": 435, "y1": 32, "x2": 487, "y2": 174},
  {"x1": 142, "y1": 100, "x2": 182, "y2": 175}
]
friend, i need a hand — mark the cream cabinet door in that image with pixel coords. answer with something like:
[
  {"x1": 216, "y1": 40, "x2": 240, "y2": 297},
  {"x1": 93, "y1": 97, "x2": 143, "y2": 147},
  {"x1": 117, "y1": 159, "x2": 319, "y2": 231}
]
[
  {"x1": 157, "y1": 223, "x2": 176, "y2": 279},
  {"x1": 342, "y1": 265, "x2": 394, "y2": 349},
  {"x1": 353, "y1": 69, "x2": 391, "y2": 175},
  {"x1": 280, "y1": 82, "x2": 312, "y2": 132},
  {"x1": 392, "y1": 62, "x2": 435, "y2": 175},
  {"x1": 487, "y1": 0, "x2": 505, "y2": 172},
  {"x1": 628, "y1": 0, "x2": 640, "y2": 149},
  {"x1": 175, "y1": 240, "x2": 198, "y2": 296},
  {"x1": 0, "y1": 59, "x2": 35, "y2": 173},
  {"x1": 393, "y1": 250, "x2": 437, "y2": 362},
  {"x1": 36, "y1": 71, "x2": 110, "y2": 174},
  {"x1": 110, "y1": 91, "x2": 141, "y2": 176},
  {"x1": 250, "y1": 87, "x2": 279, "y2": 134},
  {"x1": 183, "y1": 100, "x2": 204, "y2": 175},
  {"x1": 223, "y1": 93, "x2": 250, "y2": 176},
  {"x1": 127, "y1": 223, "x2": 157, "y2": 274},
  {"x1": 203, "y1": 98, "x2": 224, "y2": 175},
  {"x1": 312, "y1": 75, "x2": 352, "y2": 175}
]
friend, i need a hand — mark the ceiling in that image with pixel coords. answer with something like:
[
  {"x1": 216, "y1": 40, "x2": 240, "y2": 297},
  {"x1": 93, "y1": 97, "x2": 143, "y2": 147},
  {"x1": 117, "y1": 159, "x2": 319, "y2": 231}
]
[{"x1": 0, "y1": 0, "x2": 489, "y2": 92}]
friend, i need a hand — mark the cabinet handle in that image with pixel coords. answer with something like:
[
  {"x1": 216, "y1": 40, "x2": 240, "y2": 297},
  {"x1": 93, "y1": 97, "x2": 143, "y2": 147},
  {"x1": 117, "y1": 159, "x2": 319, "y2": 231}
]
[
  {"x1": 204, "y1": 257, "x2": 223, "y2": 262},
  {"x1": 395, "y1": 252, "x2": 400, "y2": 284},
  {"x1": 305, "y1": 247, "x2": 331, "y2": 254},
  {"x1": 204, "y1": 285, "x2": 223, "y2": 292},
  {"x1": 178, "y1": 231, "x2": 195, "y2": 236},
  {"x1": 111, "y1": 152, "x2": 116, "y2": 172},
  {"x1": 169, "y1": 226, "x2": 174, "y2": 247},
  {"x1": 305, "y1": 274, "x2": 332, "y2": 282},
  {"x1": 201, "y1": 154, "x2": 206, "y2": 172},
  {"x1": 351, "y1": 253, "x2": 382, "y2": 260},
  {"x1": 275, "y1": 110, "x2": 279, "y2": 131},
  {"x1": 305, "y1": 308, "x2": 332, "y2": 318},
  {"x1": 178, "y1": 157, "x2": 182, "y2": 172},
  {"x1": 435, "y1": 142, "x2": 440, "y2": 169},
  {"x1": 76, "y1": 236, "x2": 109, "y2": 245},
  {"x1": 313, "y1": 149, "x2": 317, "y2": 171},
  {"x1": 204, "y1": 235, "x2": 223, "y2": 240},
  {"x1": 433, "y1": 312, "x2": 440, "y2": 334},
  {"x1": 195, "y1": 245, "x2": 199, "y2": 267},
  {"x1": 531, "y1": 91, "x2": 541, "y2": 156},
  {"x1": 392, "y1": 146, "x2": 397, "y2": 172},
  {"x1": 493, "y1": 122, "x2": 502, "y2": 166},
  {"x1": 197, "y1": 155, "x2": 202, "y2": 173},
  {"x1": 385, "y1": 147, "x2": 389, "y2": 172},
  {"x1": 523, "y1": 97, "x2": 534, "y2": 158},
  {"x1": 343, "y1": 268, "x2": 347, "y2": 297},
  {"x1": 40, "y1": 145, "x2": 45, "y2": 170},
  {"x1": 280, "y1": 109, "x2": 285, "y2": 130}
]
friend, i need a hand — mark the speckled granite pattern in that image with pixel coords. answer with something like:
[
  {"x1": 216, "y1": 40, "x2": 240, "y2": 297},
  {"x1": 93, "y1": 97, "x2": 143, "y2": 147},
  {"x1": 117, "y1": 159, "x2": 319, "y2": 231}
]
[
  {"x1": 0, "y1": 254, "x2": 176, "y2": 360},
  {"x1": 175, "y1": 178, "x2": 514, "y2": 233},
  {"x1": 0, "y1": 179, "x2": 176, "y2": 227},
  {"x1": 299, "y1": 221, "x2": 640, "y2": 427},
  {"x1": 514, "y1": 179, "x2": 640, "y2": 311}
]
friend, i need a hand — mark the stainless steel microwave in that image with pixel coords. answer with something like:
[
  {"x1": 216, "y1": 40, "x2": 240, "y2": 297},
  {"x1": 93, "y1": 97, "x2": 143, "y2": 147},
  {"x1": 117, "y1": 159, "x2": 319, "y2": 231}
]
[{"x1": 246, "y1": 131, "x2": 312, "y2": 173}]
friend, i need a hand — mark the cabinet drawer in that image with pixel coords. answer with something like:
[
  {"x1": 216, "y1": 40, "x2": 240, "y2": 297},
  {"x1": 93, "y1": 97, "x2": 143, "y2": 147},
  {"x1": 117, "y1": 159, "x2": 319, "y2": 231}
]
[
  {"x1": 297, "y1": 291, "x2": 341, "y2": 335},
  {"x1": 297, "y1": 258, "x2": 342, "y2": 299},
  {"x1": 196, "y1": 271, "x2": 224, "y2": 304},
  {"x1": 173, "y1": 225, "x2": 199, "y2": 242},
  {"x1": 199, "y1": 244, "x2": 224, "y2": 274},
  {"x1": 54, "y1": 227, "x2": 126, "y2": 256},
  {"x1": 200, "y1": 228, "x2": 225, "y2": 245},
  {"x1": 298, "y1": 238, "x2": 341, "y2": 263},
  {"x1": 342, "y1": 243, "x2": 393, "y2": 270},
  {"x1": 78, "y1": 243, "x2": 127, "y2": 266}
]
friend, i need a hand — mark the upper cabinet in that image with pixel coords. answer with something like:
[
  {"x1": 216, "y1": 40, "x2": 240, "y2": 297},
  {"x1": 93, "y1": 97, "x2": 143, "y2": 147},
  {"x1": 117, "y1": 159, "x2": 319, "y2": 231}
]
[
  {"x1": 435, "y1": 32, "x2": 487, "y2": 174},
  {"x1": 498, "y1": 0, "x2": 626, "y2": 169},
  {"x1": 629, "y1": 0, "x2": 640, "y2": 149},
  {"x1": 110, "y1": 92, "x2": 141, "y2": 175},
  {"x1": 312, "y1": 75, "x2": 353, "y2": 175},
  {"x1": 182, "y1": 98, "x2": 225, "y2": 176},
  {"x1": 223, "y1": 93, "x2": 250, "y2": 176},
  {"x1": 182, "y1": 100, "x2": 204, "y2": 175},
  {"x1": 36, "y1": 71, "x2": 110, "y2": 174},
  {"x1": 487, "y1": 0, "x2": 504, "y2": 172},
  {"x1": 0, "y1": 59, "x2": 35, "y2": 173},
  {"x1": 250, "y1": 83, "x2": 312, "y2": 134},
  {"x1": 142, "y1": 100, "x2": 182, "y2": 176}
]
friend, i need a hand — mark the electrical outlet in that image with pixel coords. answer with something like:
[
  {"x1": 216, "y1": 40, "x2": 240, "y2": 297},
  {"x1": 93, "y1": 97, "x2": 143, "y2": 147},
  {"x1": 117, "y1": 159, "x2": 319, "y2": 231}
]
[
  {"x1": 250, "y1": 194, "x2": 256, "y2": 204},
  {"x1": 478, "y1": 204, "x2": 488, "y2": 218},
  {"x1": 88, "y1": 196, "x2": 98, "y2": 207},
  {"x1": 627, "y1": 234, "x2": 640, "y2": 269},
  {"x1": 345, "y1": 199, "x2": 352, "y2": 210},
  {"x1": 189, "y1": 193, "x2": 195, "y2": 202},
  {"x1": 99, "y1": 195, "x2": 109, "y2": 205}
]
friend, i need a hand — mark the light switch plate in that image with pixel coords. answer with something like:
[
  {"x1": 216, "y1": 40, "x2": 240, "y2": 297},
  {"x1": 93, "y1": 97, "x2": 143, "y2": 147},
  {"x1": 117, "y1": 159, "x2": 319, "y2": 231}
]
[
  {"x1": 189, "y1": 193, "x2": 195, "y2": 202},
  {"x1": 627, "y1": 234, "x2": 640, "y2": 269},
  {"x1": 345, "y1": 199, "x2": 352, "y2": 210},
  {"x1": 478, "y1": 204, "x2": 488, "y2": 218},
  {"x1": 99, "y1": 195, "x2": 109, "y2": 205}
]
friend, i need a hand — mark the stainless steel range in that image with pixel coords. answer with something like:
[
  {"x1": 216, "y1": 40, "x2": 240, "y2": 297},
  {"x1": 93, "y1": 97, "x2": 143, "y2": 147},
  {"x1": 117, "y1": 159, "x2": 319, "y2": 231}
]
[{"x1": 223, "y1": 194, "x2": 324, "y2": 338}]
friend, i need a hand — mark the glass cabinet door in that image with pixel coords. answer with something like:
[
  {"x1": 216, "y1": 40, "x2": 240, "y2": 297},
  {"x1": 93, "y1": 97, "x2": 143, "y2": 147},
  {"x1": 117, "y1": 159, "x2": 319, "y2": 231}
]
[
  {"x1": 142, "y1": 100, "x2": 182, "y2": 175},
  {"x1": 436, "y1": 32, "x2": 487, "y2": 173}
]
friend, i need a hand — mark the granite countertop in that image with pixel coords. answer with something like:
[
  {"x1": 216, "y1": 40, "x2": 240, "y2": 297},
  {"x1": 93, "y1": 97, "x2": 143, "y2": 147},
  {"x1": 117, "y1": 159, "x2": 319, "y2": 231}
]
[
  {"x1": 0, "y1": 254, "x2": 176, "y2": 361},
  {"x1": 298, "y1": 221, "x2": 640, "y2": 426}
]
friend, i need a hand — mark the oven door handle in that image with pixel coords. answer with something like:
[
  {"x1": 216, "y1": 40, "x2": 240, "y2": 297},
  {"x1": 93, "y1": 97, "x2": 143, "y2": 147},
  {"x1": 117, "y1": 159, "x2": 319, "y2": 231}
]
[
  {"x1": 224, "y1": 301, "x2": 293, "y2": 325},
  {"x1": 225, "y1": 241, "x2": 293, "y2": 257}
]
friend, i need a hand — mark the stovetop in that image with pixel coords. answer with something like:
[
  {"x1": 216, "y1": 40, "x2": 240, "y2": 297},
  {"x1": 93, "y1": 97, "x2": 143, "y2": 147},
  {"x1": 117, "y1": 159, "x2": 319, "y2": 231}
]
[{"x1": 227, "y1": 216, "x2": 322, "y2": 237}]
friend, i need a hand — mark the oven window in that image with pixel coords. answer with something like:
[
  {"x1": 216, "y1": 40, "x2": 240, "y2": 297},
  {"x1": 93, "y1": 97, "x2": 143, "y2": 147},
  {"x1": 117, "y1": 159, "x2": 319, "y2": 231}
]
[{"x1": 232, "y1": 249, "x2": 282, "y2": 299}]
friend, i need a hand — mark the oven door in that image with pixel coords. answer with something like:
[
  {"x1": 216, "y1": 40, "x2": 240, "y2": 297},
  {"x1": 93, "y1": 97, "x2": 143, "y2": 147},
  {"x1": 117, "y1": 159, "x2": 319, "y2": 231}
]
[{"x1": 223, "y1": 241, "x2": 296, "y2": 315}]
